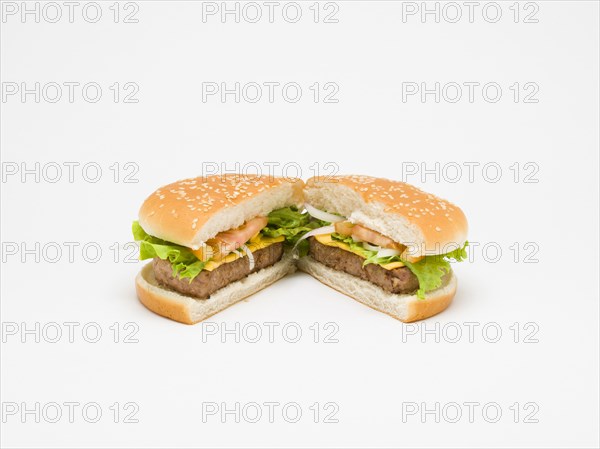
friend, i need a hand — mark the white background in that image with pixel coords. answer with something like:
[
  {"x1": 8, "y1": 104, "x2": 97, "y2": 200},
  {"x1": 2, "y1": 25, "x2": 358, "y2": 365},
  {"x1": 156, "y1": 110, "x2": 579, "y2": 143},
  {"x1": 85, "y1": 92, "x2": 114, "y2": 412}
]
[{"x1": 1, "y1": 1, "x2": 599, "y2": 447}]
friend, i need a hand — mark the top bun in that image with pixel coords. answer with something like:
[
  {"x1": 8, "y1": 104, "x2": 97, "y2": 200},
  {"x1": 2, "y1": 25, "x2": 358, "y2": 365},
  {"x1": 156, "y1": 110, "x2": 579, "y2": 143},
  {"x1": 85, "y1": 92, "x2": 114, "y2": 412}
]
[
  {"x1": 139, "y1": 174, "x2": 303, "y2": 249},
  {"x1": 304, "y1": 175, "x2": 468, "y2": 256}
]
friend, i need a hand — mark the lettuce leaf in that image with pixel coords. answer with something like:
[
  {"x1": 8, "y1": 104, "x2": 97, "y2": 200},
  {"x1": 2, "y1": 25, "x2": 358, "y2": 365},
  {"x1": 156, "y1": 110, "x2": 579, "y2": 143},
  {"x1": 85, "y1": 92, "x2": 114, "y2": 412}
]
[
  {"x1": 402, "y1": 258, "x2": 450, "y2": 299},
  {"x1": 406, "y1": 242, "x2": 469, "y2": 298},
  {"x1": 331, "y1": 233, "x2": 468, "y2": 299},
  {"x1": 266, "y1": 206, "x2": 311, "y2": 228},
  {"x1": 262, "y1": 207, "x2": 329, "y2": 256},
  {"x1": 331, "y1": 233, "x2": 377, "y2": 259},
  {"x1": 132, "y1": 221, "x2": 205, "y2": 281},
  {"x1": 443, "y1": 243, "x2": 469, "y2": 262}
]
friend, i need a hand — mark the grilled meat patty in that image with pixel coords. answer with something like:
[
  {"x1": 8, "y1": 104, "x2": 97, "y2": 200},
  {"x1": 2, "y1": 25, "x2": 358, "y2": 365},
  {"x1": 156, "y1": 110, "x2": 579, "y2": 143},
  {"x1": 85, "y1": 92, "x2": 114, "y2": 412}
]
[
  {"x1": 153, "y1": 242, "x2": 284, "y2": 299},
  {"x1": 308, "y1": 237, "x2": 420, "y2": 294}
]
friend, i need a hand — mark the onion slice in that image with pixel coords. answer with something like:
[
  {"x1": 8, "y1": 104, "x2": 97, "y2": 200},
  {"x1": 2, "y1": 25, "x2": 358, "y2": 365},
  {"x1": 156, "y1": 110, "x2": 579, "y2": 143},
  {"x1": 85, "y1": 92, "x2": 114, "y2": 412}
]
[
  {"x1": 376, "y1": 248, "x2": 402, "y2": 258},
  {"x1": 362, "y1": 242, "x2": 381, "y2": 252},
  {"x1": 305, "y1": 204, "x2": 345, "y2": 223},
  {"x1": 292, "y1": 225, "x2": 336, "y2": 252},
  {"x1": 240, "y1": 244, "x2": 255, "y2": 271}
]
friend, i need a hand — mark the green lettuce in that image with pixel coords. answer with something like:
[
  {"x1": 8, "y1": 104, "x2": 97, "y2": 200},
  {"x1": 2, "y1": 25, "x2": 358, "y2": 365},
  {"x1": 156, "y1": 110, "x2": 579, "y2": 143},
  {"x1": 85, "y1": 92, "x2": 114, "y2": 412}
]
[
  {"x1": 262, "y1": 207, "x2": 329, "y2": 256},
  {"x1": 403, "y1": 242, "x2": 469, "y2": 298},
  {"x1": 331, "y1": 233, "x2": 468, "y2": 299},
  {"x1": 132, "y1": 221, "x2": 205, "y2": 281},
  {"x1": 331, "y1": 233, "x2": 376, "y2": 258},
  {"x1": 402, "y1": 257, "x2": 450, "y2": 300}
]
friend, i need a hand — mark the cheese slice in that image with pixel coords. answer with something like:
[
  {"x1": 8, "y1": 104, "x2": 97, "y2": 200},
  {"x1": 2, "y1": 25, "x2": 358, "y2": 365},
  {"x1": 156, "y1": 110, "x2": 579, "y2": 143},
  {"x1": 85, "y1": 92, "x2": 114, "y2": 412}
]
[
  {"x1": 379, "y1": 261, "x2": 406, "y2": 270},
  {"x1": 314, "y1": 234, "x2": 404, "y2": 270},
  {"x1": 203, "y1": 234, "x2": 285, "y2": 271}
]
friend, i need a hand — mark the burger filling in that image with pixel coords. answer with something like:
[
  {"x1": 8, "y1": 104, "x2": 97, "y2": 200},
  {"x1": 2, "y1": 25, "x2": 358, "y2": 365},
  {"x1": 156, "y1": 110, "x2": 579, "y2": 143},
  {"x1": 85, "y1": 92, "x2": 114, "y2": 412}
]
[
  {"x1": 131, "y1": 205, "x2": 468, "y2": 300},
  {"x1": 308, "y1": 237, "x2": 421, "y2": 294},
  {"x1": 298, "y1": 206, "x2": 468, "y2": 299},
  {"x1": 153, "y1": 243, "x2": 284, "y2": 299},
  {"x1": 132, "y1": 207, "x2": 326, "y2": 299}
]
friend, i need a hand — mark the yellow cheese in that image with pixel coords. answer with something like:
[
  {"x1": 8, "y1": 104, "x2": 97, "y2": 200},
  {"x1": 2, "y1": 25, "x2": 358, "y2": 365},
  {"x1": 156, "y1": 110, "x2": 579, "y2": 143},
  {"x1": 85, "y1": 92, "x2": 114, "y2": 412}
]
[
  {"x1": 380, "y1": 261, "x2": 406, "y2": 270},
  {"x1": 203, "y1": 234, "x2": 285, "y2": 271},
  {"x1": 314, "y1": 234, "x2": 365, "y2": 258},
  {"x1": 314, "y1": 234, "x2": 404, "y2": 270}
]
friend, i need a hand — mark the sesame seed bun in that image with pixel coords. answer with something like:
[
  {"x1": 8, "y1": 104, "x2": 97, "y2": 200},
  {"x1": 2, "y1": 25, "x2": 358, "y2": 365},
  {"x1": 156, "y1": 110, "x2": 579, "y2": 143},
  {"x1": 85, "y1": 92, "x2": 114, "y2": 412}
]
[
  {"x1": 304, "y1": 175, "x2": 468, "y2": 256},
  {"x1": 138, "y1": 174, "x2": 304, "y2": 249},
  {"x1": 297, "y1": 256, "x2": 456, "y2": 322}
]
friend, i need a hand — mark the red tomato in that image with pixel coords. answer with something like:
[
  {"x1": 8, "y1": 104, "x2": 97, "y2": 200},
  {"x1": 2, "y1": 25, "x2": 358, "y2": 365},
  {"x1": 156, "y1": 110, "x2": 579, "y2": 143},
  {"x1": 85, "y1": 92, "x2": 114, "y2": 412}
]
[
  {"x1": 350, "y1": 224, "x2": 403, "y2": 251},
  {"x1": 194, "y1": 216, "x2": 268, "y2": 261},
  {"x1": 334, "y1": 221, "x2": 355, "y2": 236}
]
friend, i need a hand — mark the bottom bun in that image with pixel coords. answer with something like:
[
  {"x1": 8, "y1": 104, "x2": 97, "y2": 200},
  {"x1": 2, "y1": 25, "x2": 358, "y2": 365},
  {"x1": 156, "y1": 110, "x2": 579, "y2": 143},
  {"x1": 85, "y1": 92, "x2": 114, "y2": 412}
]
[
  {"x1": 136, "y1": 255, "x2": 296, "y2": 324},
  {"x1": 297, "y1": 256, "x2": 456, "y2": 322}
]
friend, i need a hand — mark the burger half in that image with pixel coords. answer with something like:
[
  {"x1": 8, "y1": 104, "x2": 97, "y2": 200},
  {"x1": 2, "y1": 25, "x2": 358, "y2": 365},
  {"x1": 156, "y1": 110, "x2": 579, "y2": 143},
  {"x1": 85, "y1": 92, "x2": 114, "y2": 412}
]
[
  {"x1": 132, "y1": 174, "x2": 324, "y2": 324},
  {"x1": 297, "y1": 175, "x2": 468, "y2": 322}
]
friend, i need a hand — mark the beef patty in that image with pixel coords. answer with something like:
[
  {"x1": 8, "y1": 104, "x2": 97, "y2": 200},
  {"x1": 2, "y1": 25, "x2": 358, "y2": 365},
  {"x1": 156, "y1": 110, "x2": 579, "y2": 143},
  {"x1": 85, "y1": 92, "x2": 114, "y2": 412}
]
[
  {"x1": 153, "y1": 242, "x2": 284, "y2": 299},
  {"x1": 308, "y1": 237, "x2": 420, "y2": 294}
]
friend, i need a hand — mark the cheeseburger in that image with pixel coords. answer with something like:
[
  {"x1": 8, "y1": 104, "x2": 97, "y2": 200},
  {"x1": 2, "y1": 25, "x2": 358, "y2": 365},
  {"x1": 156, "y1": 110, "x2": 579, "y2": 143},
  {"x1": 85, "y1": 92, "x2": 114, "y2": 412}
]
[
  {"x1": 133, "y1": 174, "x2": 323, "y2": 324},
  {"x1": 297, "y1": 175, "x2": 468, "y2": 322},
  {"x1": 132, "y1": 174, "x2": 468, "y2": 324}
]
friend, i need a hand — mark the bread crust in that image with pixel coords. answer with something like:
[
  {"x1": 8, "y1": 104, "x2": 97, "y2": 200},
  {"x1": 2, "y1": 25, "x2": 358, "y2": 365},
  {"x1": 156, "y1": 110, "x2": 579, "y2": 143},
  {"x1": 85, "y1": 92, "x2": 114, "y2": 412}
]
[
  {"x1": 138, "y1": 175, "x2": 303, "y2": 249},
  {"x1": 304, "y1": 175, "x2": 468, "y2": 256},
  {"x1": 136, "y1": 266, "x2": 194, "y2": 324},
  {"x1": 297, "y1": 256, "x2": 456, "y2": 322}
]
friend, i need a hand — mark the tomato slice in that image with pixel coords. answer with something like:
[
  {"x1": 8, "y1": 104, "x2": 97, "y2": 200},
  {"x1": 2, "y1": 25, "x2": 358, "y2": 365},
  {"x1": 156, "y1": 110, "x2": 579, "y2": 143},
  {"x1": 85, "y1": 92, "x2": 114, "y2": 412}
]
[
  {"x1": 350, "y1": 224, "x2": 404, "y2": 251},
  {"x1": 335, "y1": 221, "x2": 424, "y2": 262},
  {"x1": 334, "y1": 221, "x2": 355, "y2": 236},
  {"x1": 193, "y1": 216, "x2": 268, "y2": 261}
]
